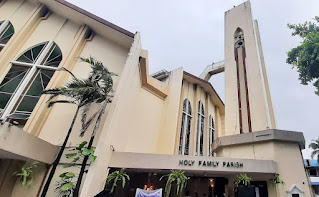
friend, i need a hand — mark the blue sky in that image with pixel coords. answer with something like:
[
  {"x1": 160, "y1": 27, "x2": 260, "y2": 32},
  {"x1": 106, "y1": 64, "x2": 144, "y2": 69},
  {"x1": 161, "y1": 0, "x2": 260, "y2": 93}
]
[{"x1": 68, "y1": 0, "x2": 319, "y2": 159}]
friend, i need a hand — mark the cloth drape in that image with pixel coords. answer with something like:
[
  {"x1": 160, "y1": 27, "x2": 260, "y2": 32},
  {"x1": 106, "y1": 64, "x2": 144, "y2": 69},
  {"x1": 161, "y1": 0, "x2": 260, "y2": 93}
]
[{"x1": 135, "y1": 188, "x2": 162, "y2": 197}]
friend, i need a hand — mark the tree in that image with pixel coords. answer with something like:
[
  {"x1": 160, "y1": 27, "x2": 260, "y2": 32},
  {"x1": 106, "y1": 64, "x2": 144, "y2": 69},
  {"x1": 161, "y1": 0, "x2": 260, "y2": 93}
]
[
  {"x1": 41, "y1": 57, "x2": 115, "y2": 196},
  {"x1": 105, "y1": 168, "x2": 130, "y2": 194},
  {"x1": 309, "y1": 138, "x2": 319, "y2": 163},
  {"x1": 73, "y1": 57, "x2": 116, "y2": 196},
  {"x1": 286, "y1": 16, "x2": 319, "y2": 95}
]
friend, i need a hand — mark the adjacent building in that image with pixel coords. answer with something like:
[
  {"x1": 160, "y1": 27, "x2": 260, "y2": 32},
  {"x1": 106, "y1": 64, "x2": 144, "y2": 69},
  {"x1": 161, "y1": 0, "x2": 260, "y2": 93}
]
[
  {"x1": 305, "y1": 159, "x2": 319, "y2": 196},
  {"x1": 0, "y1": 0, "x2": 313, "y2": 196}
]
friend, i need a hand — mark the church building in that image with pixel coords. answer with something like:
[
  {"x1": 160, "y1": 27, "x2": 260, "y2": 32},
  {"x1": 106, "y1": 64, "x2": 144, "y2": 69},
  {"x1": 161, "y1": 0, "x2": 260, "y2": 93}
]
[{"x1": 0, "y1": 0, "x2": 313, "y2": 196}]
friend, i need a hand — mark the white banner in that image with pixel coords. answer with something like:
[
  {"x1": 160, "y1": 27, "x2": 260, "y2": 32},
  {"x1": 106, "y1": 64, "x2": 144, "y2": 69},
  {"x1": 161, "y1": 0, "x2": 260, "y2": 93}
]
[{"x1": 135, "y1": 188, "x2": 162, "y2": 197}]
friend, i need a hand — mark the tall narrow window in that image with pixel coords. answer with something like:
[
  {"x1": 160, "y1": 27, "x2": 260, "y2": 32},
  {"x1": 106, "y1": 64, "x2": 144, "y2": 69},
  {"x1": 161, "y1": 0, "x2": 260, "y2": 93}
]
[
  {"x1": 208, "y1": 115, "x2": 215, "y2": 156},
  {"x1": 178, "y1": 99, "x2": 192, "y2": 155},
  {"x1": 0, "y1": 41, "x2": 62, "y2": 126},
  {"x1": 0, "y1": 20, "x2": 14, "y2": 52},
  {"x1": 196, "y1": 101, "x2": 205, "y2": 156}
]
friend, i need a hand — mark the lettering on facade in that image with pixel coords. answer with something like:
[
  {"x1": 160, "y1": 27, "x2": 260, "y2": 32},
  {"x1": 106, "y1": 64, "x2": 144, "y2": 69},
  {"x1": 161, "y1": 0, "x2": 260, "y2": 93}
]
[
  {"x1": 178, "y1": 160, "x2": 243, "y2": 168},
  {"x1": 179, "y1": 160, "x2": 195, "y2": 166}
]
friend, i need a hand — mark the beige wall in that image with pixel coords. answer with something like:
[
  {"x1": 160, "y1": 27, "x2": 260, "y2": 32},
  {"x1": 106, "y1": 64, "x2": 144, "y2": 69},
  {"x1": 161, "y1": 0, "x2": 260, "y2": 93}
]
[
  {"x1": 37, "y1": 32, "x2": 129, "y2": 147},
  {"x1": 0, "y1": 0, "x2": 132, "y2": 196},
  {"x1": 216, "y1": 141, "x2": 312, "y2": 196},
  {"x1": 273, "y1": 142, "x2": 312, "y2": 197},
  {"x1": 0, "y1": 0, "x2": 131, "y2": 146},
  {"x1": 175, "y1": 80, "x2": 222, "y2": 157}
]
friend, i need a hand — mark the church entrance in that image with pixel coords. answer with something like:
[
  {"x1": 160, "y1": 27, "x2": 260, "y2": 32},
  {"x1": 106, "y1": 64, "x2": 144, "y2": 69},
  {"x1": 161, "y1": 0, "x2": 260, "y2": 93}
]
[
  {"x1": 184, "y1": 177, "x2": 228, "y2": 197},
  {"x1": 235, "y1": 182, "x2": 268, "y2": 197},
  {"x1": 99, "y1": 169, "x2": 231, "y2": 197}
]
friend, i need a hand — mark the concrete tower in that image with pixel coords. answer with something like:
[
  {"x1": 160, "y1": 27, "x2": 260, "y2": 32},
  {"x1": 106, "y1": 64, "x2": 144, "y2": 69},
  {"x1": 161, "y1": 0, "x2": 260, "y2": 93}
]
[{"x1": 224, "y1": 1, "x2": 276, "y2": 135}]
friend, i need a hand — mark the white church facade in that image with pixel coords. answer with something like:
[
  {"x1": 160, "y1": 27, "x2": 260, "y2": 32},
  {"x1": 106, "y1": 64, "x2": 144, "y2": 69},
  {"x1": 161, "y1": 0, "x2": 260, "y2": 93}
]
[{"x1": 0, "y1": 0, "x2": 313, "y2": 196}]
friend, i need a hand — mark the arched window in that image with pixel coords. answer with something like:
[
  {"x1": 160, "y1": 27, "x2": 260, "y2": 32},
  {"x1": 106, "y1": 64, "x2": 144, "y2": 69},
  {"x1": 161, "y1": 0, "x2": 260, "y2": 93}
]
[
  {"x1": 208, "y1": 115, "x2": 215, "y2": 156},
  {"x1": 0, "y1": 41, "x2": 62, "y2": 126},
  {"x1": 179, "y1": 99, "x2": 192, "y2": 155},
  {"x1": 196, "y1": 101, "x2": 205, "y2": 156},
  {"x1": 0, "y1": 20, "x2": 14, "y2": 51}
]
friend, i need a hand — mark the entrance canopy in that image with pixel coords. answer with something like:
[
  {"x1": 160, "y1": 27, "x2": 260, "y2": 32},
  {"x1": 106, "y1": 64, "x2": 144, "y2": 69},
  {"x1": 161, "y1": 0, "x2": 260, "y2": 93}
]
[{"x1": 109, "y1": 152, "x2": 278, "y2": 175}]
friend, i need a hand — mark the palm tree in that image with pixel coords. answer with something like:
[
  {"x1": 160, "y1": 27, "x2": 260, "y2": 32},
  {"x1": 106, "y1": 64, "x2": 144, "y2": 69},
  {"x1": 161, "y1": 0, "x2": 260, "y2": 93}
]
[
  {"x1": 73, "y1": 57, "x2": 116, "y2": 196},
  {"x1": 309, "y1": 138, "x2": 319, "y2": 163},
  {"x1": 41, "y1": 57, "x2": 115, "y2": 196},
  {"x1": 160, "y1": 170, "x2": 188, "y2": 197},
  {"x1": 105, "y1": 168, "x2": 130, "y2": 195}
]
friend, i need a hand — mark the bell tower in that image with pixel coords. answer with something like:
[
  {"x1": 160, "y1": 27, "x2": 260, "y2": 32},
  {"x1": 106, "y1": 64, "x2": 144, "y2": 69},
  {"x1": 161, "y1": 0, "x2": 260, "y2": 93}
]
[{"x1": 224, "y1": 1, "x2": 276, "y2": 135}]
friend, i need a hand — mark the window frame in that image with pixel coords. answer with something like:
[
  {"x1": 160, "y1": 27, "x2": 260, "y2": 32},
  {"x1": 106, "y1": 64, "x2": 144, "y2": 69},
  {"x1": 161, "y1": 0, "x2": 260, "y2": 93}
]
[
  {"x1": 0, "y1": 20, "x2": 14, "y2": 50},
  {"x1": 178, "y1": 99, "x2": 192, "y2": 155},
  {"x1": 196, "y1": 101, "x2": 205, "y2": 156},
  {"x1": 208, "y1": 115, "x2": 215, "y2": 156},
  {"x1": 0, "y1": 41, "x2": 60, "y2": 124}
]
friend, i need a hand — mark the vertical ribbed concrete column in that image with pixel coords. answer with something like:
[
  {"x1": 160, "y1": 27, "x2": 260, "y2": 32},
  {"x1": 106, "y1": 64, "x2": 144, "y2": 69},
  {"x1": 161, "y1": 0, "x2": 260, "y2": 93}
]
[{"x1": 224, "y1": 1, "x2": 276, "y2": 135}]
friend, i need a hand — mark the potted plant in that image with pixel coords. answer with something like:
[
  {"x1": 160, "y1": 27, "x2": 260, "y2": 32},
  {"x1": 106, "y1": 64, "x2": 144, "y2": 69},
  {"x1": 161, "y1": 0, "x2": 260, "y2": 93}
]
[
  {"x1": 269, "y1": 174, "x2": 285, "y2": 196},
  {"x1": 105, "y1": 168, "x2": 130, "y2": 196},
  {"x1": 269, "y1": 174, "x2": 284, "y2": 186},
  {"x1": 160, "y1": 170, "x2": 189, "y2": 197},
  {"x1": 235, "y1": 173, "x2": 252, "y2": 187},
  {"x1": 234, "y1": 173, "x2": 252, "y2": 196},
  {"x1": 13, "y1": 161, "x2": 39, "y2": 187}
]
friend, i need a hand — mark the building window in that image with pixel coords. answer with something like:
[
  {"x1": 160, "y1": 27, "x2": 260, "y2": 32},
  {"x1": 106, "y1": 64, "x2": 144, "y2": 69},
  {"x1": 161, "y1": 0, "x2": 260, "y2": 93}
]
[
  {"x1": 196, "y1": 101, "x2": 205, "y2": 156},
  {"x1": 208, "y1": 115, "x2": 215, "y2": 156},
  {"x1": 309, "y1": 169, "x2": 317, "y2": 176},
  {"x1": 0, "y1": 20, "x2": 14, "y2": 52},
  {"x1": 0, "y1": 41, "x2": 62, "y2": 126},
  {"x1": 179, "y1": 99, "x2": 192, "y2": 155}
]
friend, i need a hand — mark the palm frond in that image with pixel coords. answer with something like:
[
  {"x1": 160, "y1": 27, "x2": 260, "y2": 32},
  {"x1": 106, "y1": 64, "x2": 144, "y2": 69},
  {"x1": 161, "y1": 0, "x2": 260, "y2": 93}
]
[
  {"x1": 79, "y1": 110, "x2": 99, "y2": 137},
  {"x1": 90, "y1": 102, "x2": 107, "y2": 136},
  {"x1": 48, "y1": 100, "x2": 76, "y2": 108},
  {"x1": 56, "y1": 67, "x2": 80, "y2": 82},
  {"x1": 311, "y1": 149, "x2": 319, "y2": 159},
  {"x1": 309, "y1": 142, "x2": 319, "y2": 149}
]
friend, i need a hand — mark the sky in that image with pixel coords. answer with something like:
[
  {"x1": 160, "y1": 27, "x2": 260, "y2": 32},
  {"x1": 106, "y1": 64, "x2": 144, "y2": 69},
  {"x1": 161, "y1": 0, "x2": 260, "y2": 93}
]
[{"x1": 67, "y1": 0, "x2": 319, "y2": 159}]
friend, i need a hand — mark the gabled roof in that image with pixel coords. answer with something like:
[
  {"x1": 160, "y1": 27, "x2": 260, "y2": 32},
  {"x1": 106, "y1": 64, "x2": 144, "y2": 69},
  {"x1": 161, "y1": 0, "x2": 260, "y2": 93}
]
[
  {"x1": 54, "y1": 0, "x2": 134, "y2": 38},
  {"x1": 183, "y1": 71, "x2": 225, "y2": 114},
  {"x1": 40, "y1": 0, "x2": 135, "y2": 47}
]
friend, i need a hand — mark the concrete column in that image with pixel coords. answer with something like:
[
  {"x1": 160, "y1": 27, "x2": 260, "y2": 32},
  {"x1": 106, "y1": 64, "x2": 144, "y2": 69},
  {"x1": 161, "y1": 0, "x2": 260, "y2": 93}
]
[
  {"x1": 224, "y1": 1, "x2": 276, "y2": 135},
  {"x1": 79, "y1": 33, "x2": 141, "y2": 197}
]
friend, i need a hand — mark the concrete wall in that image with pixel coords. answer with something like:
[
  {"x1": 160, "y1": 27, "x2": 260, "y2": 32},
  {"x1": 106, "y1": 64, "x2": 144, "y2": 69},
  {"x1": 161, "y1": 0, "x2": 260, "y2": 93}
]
[
  {"x1": 175, "y1": 80, "x2": 221, "y2": 157},
  {"x1": 273, "y1": 142, "x2": 312, "y2": 197},
  {"x1": 216, "y1": 140, "x2": 312, "y2": 196},
  {"x1": 0, "y1": 0, "x2": 132, "y2": 196},
  {"x1": 224, "y1": 1, "x2": 276, "y2": 136}
]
